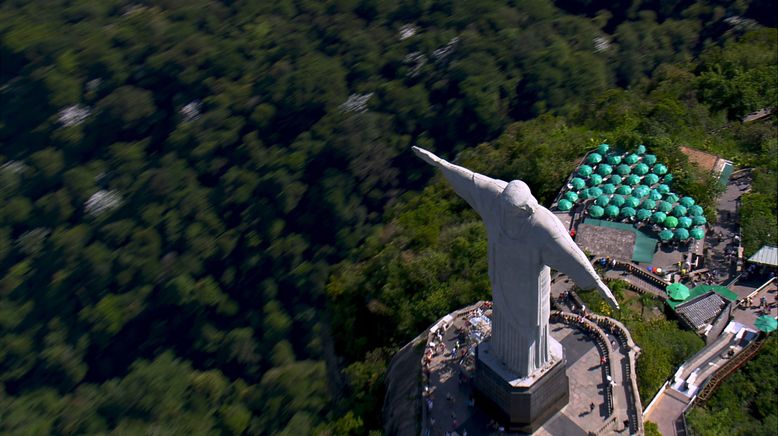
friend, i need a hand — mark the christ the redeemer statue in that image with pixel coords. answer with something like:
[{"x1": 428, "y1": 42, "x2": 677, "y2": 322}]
[{"x1": 413, "y1": 146, "x2": 619, "y2": 379}]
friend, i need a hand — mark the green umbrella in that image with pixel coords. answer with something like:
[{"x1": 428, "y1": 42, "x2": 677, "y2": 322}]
[
  {"x1": 636, "y1": 208, "x2": 652, "y2": 220},
  {"x1": 665, "y1": 193, "x2": 679, "y2": 204},
  {"x1": 649, "y1": 189, "x2": 663, "y2": 201},
  {"x1": 633, "y1": 163, "x2": 650, "y2": 175},
  {"x1": 597, "y1": 143, "x2": 610, "y2": 155},
  {"x1": 665, "y1": 215, "x2": 679, "y2": 228},
  {"x1": 610, "y1": 195, "x2": 625, "y2": 207},
  {"x1": 678, "y1": 217, "x2": 693, "y2": 229},
  {"x1": 663, "y1": 173, "x2": 673, "y2": 183},
  {"x1": 653, "y1": 163, "x2": 668, "y2": 175},
  {"x1": 616, "y1": 185, "x2": 632, "y2": 195},
  {"x1": 587, "y1": 153, "x2": 603, "y2": 164},
  {"x1": 578, "y1": 165, "x2": 593, "y2": 177},
  {"x1": 608, "y1": 155, "x2": 622, "y2": 165},
  {"x1": 601, "y1": 183, "x2": 616, "y2": 194},
  {"x1": 617, "y1": 164, "x2": 631, "y2": 175},
  {"x1": 598, "y1": 163, "x2": 613, "y2": 176},
  {"x1": 672, "y1": 205, "x2": 688, "y2": 217},
  {"x1": 564, "y1": 191, "x2": 579, "y2": 202},
  {"x1": 692, "y1": 215, "x2": 707, "y2": 226},
  {"x1": 571, "y1": 177, "x2": 586, "y2": 190},
  {"x1": 580, "y1": 188, "x2": 593, "y2": 199},
  {"x1": 680, "y1": 196, "x2": 695, "y2": 207},
  {"x1": 626, "y1": 174, "x2": 641, "y2": 186},
  {"x1": 688, "y1": 205, "x2": 704, "y2": 217},
  {"x1": 674, "y1": 228, "x2": 689, "y2": 240},
  {"x1": 667, "y1": 282, "x2": 690, "y2": 300},
  {"x1": 644, "y1": 173, "x2": 660, "y2": 185},
  {"x1": 620, "y1": 206, "x2": 636, "y2": 218},
  {"x1": 609, "y1": 175, "x2": 622, "y2": 185},
  {"x1": 558, "y1": 199, "x2": 573, "y2": 211},
  {"x1": 651, "y1": 211, "x2": 667, "y2": 224},
  {"x1": 637, "y1": 144, "x2": 646, "y2": 154},
  {"x1": 624, "y1": 196, "x2": 640, "y2": 208},
  {"x1": 633, "y1": 185, "x2": 650, "y2": 198},
  {"x1": 605, "y1": 205, "x2": 620, "y2": 217},
  {"x1": 690, "y1": 227, "x2": 705, "y2": 240},
  {"x1": 588, "y1": 205, "x2": 605, "y2": 218},
  {"x1": 589, "y1": 187, "x2": 603, "y2": 198},
  {"x1": 596, "y1": 195, "x2": 611, "y2": 207},
  {"x1": 641, "y1": 199, "x2": 656, "y2": 210},
  {"x1": 643, "y1": 154, "x2": 657, "y2": 165},
  {"x1": 625, "y1": 154, "x2": 640, "y2": 164},
  {"x1": 754, "y1": 315, "x2": 777, "y2": 333},
  {"x1": 589, "y1": 173, "x2": 603, "y2": 186},
  {"x1": 657, "y1": 184, "x2": 671, "y2": 194},
  {"x1": 657, "y1": 201, "x2": 672, "y2": 212},
  {"x1": 659, "y1": 229, "x2": 674, "y2": 241}
]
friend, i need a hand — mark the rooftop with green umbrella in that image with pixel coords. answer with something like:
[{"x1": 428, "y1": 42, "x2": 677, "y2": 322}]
[
  {"x1": 692, "y1": 215, "x2": 707, "y2": 226},
  {"x1": 578, "y1": 165, "x2": 593, "y2": 177},
  {"x1": 558, "y1": 199, "x2": 573, "y2": 211},
  {"x1": 589, "y1": 173, "x2": 603, "y2": 186},
  {"x1": 598, "y1": 163, "x2": 613, "y2": 176},
  {"x1": 674, "y1": 228, "x2": 689, "y2": 240},
  {"x1": 626, "y1": 174, "x2": 641, "y2": 186},
  {"x1": 657, "y1": 201, "x2": 672, "y2": 212},
  {"x1": 608, "y1": 154, "x2": 622, "y2": 165},
  {"x1": 620, "y1": 206, "x2": 636, "y2": 218},
  {"x1": 667, "y1": 282, "x2": 691, "y2": 300},
  {"x1": 571, "y1": 177, "x2": 586, "y2": 190},
  {"x1": 636, "y1": 208, "x2": 652, "y2": 220},
  {"x1": 688, "y1": 205, "x2": 704, "y2": 216},
  {"x1": 633, "y1": 163, "x2": 649, "y2": 175},
  {"x1": 601, "y1": 183, "x2": 616, "y2": 194},
  {"x1": 596, "y1": 195, "x2": 611, "y2": 207},
  {"x1": 617, "y1": 164, "x2": 631, "y2": 175},
  {"x1": 649, "y1": 189, "x2": 663, "y2": 200},
  {"x1": 690, "y1": 227, "x2": 705, "y2": 240},
  {"x1": 609, "y1": 174, "x2": 622, "y2": 185},
  {"x1": 659, "y1": 229, "x2": 674, "y2": 240},
  {"x1": 657, "y1": 184, "x2": 671, "y2": 194},
  {"x1": 651, "y1": 211, "x2": 667, "y2": 224},
  {"x1": 616, "y1": 185, "x2": 632, "y2": 195},
  {"x1": 644, "y1": 173, "x2": 660, "y2": 185},
  {"x1": 755, "y1": 315, "x2": 777, "y2": 333},
  {"x1": 663, "y1": 173, "x2": 673, "y2": 183},
  {"x1": 680, "y1": 196, "x2": 695, "y2": 207},
  {"x1": 588, "y1": 204, "x2": 605, "y2": 218},
  {"x1": 625, "y1": 154, "x2": 640, "y2": 164},
  {"x1": 605, "y1": 205, "x2": 620, "y2": 218},
  {"x1": 624, "y1": 196, "x2": 640, "y2": 208},
  {"x1": 678, "y1": 216, "x2": 692, "y2": 229},
  {"x1": 589, "y1": 186, "x2": 603, "y2": 198},
  {"x1": 637, "y1": 144, "x2": 646, "y2": 154},
  {"x1": 587, "y1": 153, "x2": 603, "y2": 164},
  {"x1": 672, "y1": 205, "x2": 688, "y2": 217},
  {"x1": 664, "y1": 215, "x2": 679, "y2": 228},
  {"x1": 641, "y1": 199, "x2": 656, "y2": 210},
  {"x1": 643, "y1": 154, "x2": 657, "y2": 165},
  {"x1": 597, "y1": 143, "x2": 610, "y2": 154},
  {"x1": 653, "y1": 163, "x2": 668, "y2": 175},
  {"x1": 565, "y1": 191, "x2": 579, "y2": 202},
  {"x1": 610, "y1": 195, "x2": 625, "y2": 207}
]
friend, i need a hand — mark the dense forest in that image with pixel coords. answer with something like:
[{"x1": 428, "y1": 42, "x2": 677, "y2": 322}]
[{"x1": 0, "y1": 0, "x2": 776, "y2": 434}]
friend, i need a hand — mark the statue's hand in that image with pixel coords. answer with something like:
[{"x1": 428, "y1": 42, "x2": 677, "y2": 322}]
[
  {"x1": 597, "y1": 281, "x2": 621, "y2": 311},
  {"x1": 412, "y1": 146, "x2": 442, "y2": 167}
]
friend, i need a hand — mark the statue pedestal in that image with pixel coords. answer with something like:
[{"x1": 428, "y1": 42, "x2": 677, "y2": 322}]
[{"x1": 473, "y1": 340, "x2": 569, "y2": 433}]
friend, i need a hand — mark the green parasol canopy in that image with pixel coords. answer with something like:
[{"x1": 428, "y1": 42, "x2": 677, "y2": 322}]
[
  {"x1": 633, "y1": 163, "x2": 650, "y2": 175},
  {"x1": 657, "y1": 201, "x2": 672, "y2": 212},
  {"x1": 649, "y1": 189, "x2": 663, "y2": 200},
  {"x1": 589, "y1": 187, "x2": 603, "y2": 198},
  {"x1": 688, "y1": 205, "x2": 704, "y2": 217},
  {"x1": 672, "y1": 205, "x2": 688, "y2": 217},
  {"x1": 690, "y1": 227, "x2": 705, "y2": 240},
  {"x1": 659, "y1": 229, "x2": 674, "y2": 241},
  {"x1": 565, "y1": 191, "x2": 579, "y2": 202},
  {"x1": 598, "y1": 143, "x2": 610, "y2": 155},
  {"x1": 678, "y1": 217, "x2": 693, "y2": 229},
  {"x1": 605, "y1": 205, "x2": 620, "y2": 217},
  {"x1": 578, "y1": 165, "x2": 593, "y2": 177},
  {"x1": 596, "y1": 195, "x2": 611, "y2": 207},
  {"x1": 663, "y1": 173, "x2": 673, "y2": 183},
  {"x1": 624, "y1": 196, "x2": 640, "y2": 208},
  {"x1": 626, "y1": 174, "x2": 641, "y2": 186},
  {"x1": 637, "y1": 144, "x2": 646, "y2": 154},
  {"x1": 651, "y1": 211, "x2": 667, "y2": 224},
  {"x1": 633, "y1": 185, "x2": 650, "y2": 198},
  {"x1": 601, "y1": 183, "x2": 616, "y2": 194},
  {"x1": 580, "y1": 188, "x2": 593, "y2": 199},
  {"x1": 608, "y1": 155, "x2": 622, "y2": 165},
  {"x1": 674, "y1": 228, "x2": 690, "y2": 240},
  {"x1": 643, "y1": 154, "x2": 657, "y2": 165},
  {"x1": 644, "y1": 173, "x2": 660, "y2": 185},
  {"x1": 620, "y1": 206, "x2": 636, "y2": 218},
  {"x1": 616, "y1": 185, "x2": 632, "y2": 195},
  {"x1": 664, "y1": 215, "x2": 679, "y2": 228},
  {"x1": 609, "y1": 174, "x2": 622, "y2": 185},
  {"x1": 571, "y1": 177, "x2": 586, "y2": 190},
  {"x1": 657, "y1": 184, "x2": 671, "y2": 194},
  {"x1": 641, "y1": 199, "x2": 656, "y2": 210},
  {"x1": 754, "y1": 315, "x2": 777, "y2": 333},
  {"x1": 589, "y1": 205, "x2": 605, "y2": 218},
  {"x1": 558, "y1": 199, "x2": 573, "y2": 211},
  {"x1": 665, "y1": 193, "x2": 679, "y2": 204},
  {"x1": 636, "y1": 208, "x2": 652, "y2": 220},
  {"x1": 692, "y1": 215, "x2": 707, "y2": 226},
  {"x1": 667, "y1": 282, "x2": 690, "y2": 300},
  {"x1": 610, "y1": 195, "x2": 625, "y2": 207},
  {"x1": 680, "y1": 196, "x2": 695, "y2": 207},
  {"x1": 598, "y1": 163, "x2": 613, "y2": 176},
  {"x1": 589, "y1": 173, "x2": 603, "y2": 186},
  {"x1": 625, "y1": 154, "x2": 640, "y2": 164},
  {"x1": 587, "y1": 153, "x2": 603, "y2": 164},
  {"x1": 617, "y1": 164, "x2": 631, "y2": 175},
  {"x1": 653, "y1": 163, "x2": 668, "y2": 175}
]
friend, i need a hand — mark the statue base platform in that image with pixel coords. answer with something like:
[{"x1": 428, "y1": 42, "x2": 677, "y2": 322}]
[{"x1": 473, "y1": 340, "x2": 569, "y2": 433}]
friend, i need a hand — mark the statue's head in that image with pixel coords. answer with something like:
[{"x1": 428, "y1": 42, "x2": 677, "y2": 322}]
[{"x1": 499, "y1": 180, "x2": 538, "y2": 218}]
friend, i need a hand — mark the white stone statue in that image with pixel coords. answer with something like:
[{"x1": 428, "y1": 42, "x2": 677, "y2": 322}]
[{"x1": 413, "y1": 146, "x2": 619, "y2": 379}]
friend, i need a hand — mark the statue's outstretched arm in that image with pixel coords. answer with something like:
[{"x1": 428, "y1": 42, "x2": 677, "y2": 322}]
[
  {"x1": 541, "y1": 212, "x2": 620, "y2": 310},
  {"x1": 412, "y1": 146, "x2": 506, "y2": 215}
]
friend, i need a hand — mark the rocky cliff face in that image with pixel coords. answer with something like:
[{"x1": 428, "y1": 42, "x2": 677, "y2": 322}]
[{"x1": 382, "y1": 332, "x2": 425, "y2": 436}]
